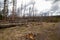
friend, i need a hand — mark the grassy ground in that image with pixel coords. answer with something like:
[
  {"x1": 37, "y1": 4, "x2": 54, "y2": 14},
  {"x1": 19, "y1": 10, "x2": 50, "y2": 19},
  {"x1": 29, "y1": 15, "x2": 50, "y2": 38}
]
[{"x1": 0, "y1": 22, "x2": 60, "y2": 40}]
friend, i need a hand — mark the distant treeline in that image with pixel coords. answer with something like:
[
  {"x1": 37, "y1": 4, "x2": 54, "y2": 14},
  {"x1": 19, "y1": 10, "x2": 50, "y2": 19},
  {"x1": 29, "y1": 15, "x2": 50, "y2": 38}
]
[
  {"x1": 21, "y1": 16, "x2": 60, "y2": 22},
  {"x1": 41, "y1": 16, "x2": 60, "y2": 22},
  {"x1": 14, "y1": 16, "x2": 60, "y2": 22},
  {"x1": 0, "y1": 14, "x2": 60, "y2": 22}
]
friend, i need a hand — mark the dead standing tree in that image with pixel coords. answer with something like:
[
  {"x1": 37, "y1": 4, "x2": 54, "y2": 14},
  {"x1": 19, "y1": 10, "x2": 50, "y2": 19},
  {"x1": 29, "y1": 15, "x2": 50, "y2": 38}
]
[
  {"x1": 3, "y1": 0, "x2": 8, "y2": 21},
  {"x1": 11, "y1": 0, "x2": 17, "y2": 22}
]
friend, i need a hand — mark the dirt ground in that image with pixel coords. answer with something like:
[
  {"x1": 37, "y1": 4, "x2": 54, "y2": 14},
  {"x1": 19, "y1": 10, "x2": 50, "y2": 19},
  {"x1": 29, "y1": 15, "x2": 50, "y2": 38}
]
[{"x1": 0, "y1": 22, "x2": 60, "y2": 40}]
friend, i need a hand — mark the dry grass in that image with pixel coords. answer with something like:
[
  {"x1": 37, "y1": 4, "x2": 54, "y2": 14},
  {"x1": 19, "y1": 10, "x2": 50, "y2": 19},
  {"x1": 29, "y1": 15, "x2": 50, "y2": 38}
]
[{"x1": 0, "y1": 22, "x2": 60, "y2": 40}]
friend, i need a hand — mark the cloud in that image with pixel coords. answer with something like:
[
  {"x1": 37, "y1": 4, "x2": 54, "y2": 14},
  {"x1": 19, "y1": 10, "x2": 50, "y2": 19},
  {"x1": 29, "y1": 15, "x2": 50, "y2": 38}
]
[
  {"x1": 51, "y1": 4, "x2": 59, "y2": 12},
  {"x1": 0, "y1": 0, "x2": 4, "y2": 2},
  {"x1": 46, "y1": 0, "x2": 60, "y2": 11},
  {"x1": 0, "y1": 0, "x2": 4, "y2": 8},
  {"x1": 45, "y1": 0, "x2": 60, "y2": 3},
  {"x1": 53, "y1": 0, "x2": 60, "y2": 3},
  {"x1": 50, "y1": 1, "x2": 60, "y2": 15}
]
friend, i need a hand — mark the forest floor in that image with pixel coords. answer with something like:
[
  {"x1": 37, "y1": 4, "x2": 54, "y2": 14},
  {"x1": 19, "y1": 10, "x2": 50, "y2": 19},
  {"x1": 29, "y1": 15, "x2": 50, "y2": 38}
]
[{"x1": 0, "y1": 22, "x2": 60, "y2": 40}]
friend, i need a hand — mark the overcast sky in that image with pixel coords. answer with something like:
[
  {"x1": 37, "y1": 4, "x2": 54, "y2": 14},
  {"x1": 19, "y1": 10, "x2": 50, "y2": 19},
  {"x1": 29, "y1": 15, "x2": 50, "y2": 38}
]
[
  {"x1": 17, "y1": 0, "x2": 53, "y2": 12},
  {"x1": 0, "y1": 0, "x2": 60, "y2": 15}
]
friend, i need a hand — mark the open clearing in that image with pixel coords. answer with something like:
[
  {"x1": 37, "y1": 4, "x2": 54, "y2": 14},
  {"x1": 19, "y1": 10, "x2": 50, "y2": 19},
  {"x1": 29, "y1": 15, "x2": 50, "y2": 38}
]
[{"x1": 0, "y1": 22, "x2": 60, "y2": 40}]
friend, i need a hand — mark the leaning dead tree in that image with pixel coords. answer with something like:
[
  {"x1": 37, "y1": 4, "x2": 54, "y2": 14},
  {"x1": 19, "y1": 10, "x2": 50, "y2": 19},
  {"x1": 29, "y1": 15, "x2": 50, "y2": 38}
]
[{"x1": 3, "y1": 0, "x2": 8, "y2": 21}]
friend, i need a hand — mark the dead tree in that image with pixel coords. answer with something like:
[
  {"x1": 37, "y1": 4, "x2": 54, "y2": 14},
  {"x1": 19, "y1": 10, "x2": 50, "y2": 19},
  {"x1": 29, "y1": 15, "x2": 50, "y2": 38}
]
[
  {"x1": 29, "y1": 7, "x2": 32, "y2": 17},
  {"x1": 23, "y1": 5, "x2": 26, "y2": 17},
  {"x1": 0, "y1": 2, "x2": 1, "y2": 11},
  {"x1": 20, "y1": 3, "x2": 23, "y2": 17},
  {"x1": 32, "y1": 1, "x2": 35, "y2": 21},
  {"x1": 3, "y1": 0, "x2": 8, "y2": 21},
  {"x1": 11, "y1": 0, "x2": 17, "y2": 22}
]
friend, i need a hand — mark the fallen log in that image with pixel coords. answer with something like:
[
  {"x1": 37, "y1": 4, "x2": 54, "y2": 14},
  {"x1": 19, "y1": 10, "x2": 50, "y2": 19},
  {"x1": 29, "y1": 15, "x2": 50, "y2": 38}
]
[{"x1": 0, "y1": 23, "x2": 26, "y2": 29}]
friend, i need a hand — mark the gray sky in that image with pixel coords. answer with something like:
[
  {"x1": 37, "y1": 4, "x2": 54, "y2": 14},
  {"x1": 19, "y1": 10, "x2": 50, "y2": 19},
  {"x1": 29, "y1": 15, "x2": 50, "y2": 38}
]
[{"x1": 0, "y1": 0, "x2": 60, "y2": 16}]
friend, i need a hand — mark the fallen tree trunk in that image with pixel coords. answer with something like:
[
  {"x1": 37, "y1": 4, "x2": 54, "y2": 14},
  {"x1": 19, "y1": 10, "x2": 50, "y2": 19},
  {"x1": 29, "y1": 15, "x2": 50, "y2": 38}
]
[{"x1": 0, "y1": 23, "x2": 26, "y2": 29}]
